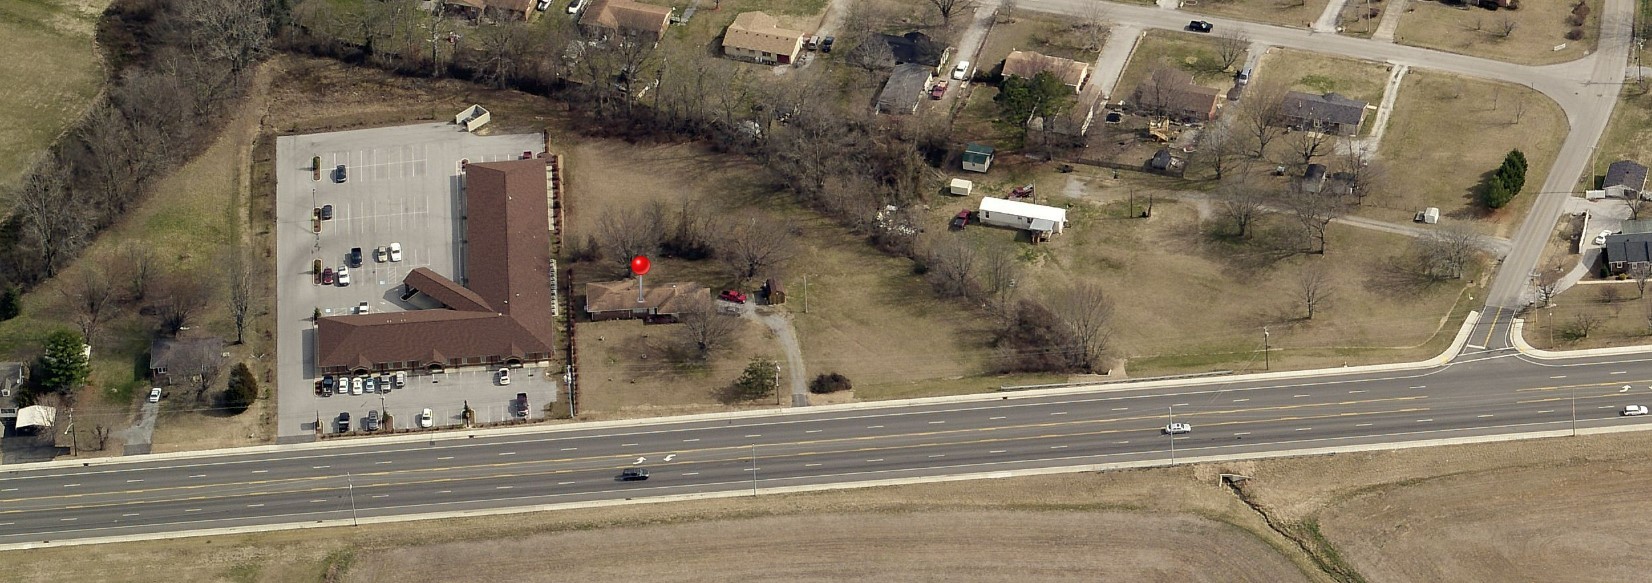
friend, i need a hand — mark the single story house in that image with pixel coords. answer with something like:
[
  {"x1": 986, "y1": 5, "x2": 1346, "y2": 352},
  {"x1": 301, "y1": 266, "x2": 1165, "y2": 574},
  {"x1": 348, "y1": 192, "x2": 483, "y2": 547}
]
[
  {"x1": 881, "y1": 31, "x2": 948, "y2": 71},
  {"x1": 148, "y1": 337, "x2": 227, "y2": 386},
  {"x1": 442, "y1": 0, "x2": 534, "y2": 20},
  {"x1": 585, "y1": 279, "x2": 709, "y2": 322},
  {"x1": 579, "y1": 0, "x2": 674, "y2": 42},
  {"x1": 978, "y1": 196, "x2": 1068, "y2": 238},
  {"x1": 1605, "y1": 160, "x2": 1649, "y2": 199},
  {"x1": 1128, "y1": 69, "x2": 1220, "y2": 123},
  {"x1": 1605, "y1": 232, "x2": 1652, "y2": 274},
  {"x1": 1280, "y1": 91, "x2": 1368, "y2": 135},
  {"x1": 0, "y1": 362, "x2": 23, "y2": 423},
  {"x1": 1003, "y1": 50, "x2": 1090, "y2": 93},
  {"x1": 876, "y1": 63, "x2": 933, "y2": 114},
  {"x1": 316, "y1": 159, "x2": 557, "y2": 376},
  {"x1": 722, "y1": 11, "x2": 805, "y2": 65},
  {"x1": 963, "y1": 143, "x2": 995, "y2": 173}
]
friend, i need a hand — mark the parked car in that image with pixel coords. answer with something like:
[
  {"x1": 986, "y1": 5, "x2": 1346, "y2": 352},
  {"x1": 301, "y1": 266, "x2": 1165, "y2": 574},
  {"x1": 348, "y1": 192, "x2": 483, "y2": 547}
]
[
  {"x1": 1594, "y1": 230, "x2": 1614, "y2": 245},
  {"x1": 820, "y1": 36, "x2": 835, "y2": 53},
  {"x1": 320, "y1": 204, "x2": 334, "y2": 220},
  {"x1": 419, "y1": 408, "x2": 434, "y2": 428},
  {"x1": 336, "y1": 266, "x2": 351, "y2": 286},
  {"x1": 363, "y1": 410, "x2": 380, "y2": 431},
  {"x1": 618, "y1": 468, "x2": 650, "y2": 481},
  {"x1": 951, "y1": 209, "x2": 971, "y2": 230},
  {"x1": 1187, "y1": 20, "x2": 1213, "y2": 33},
  {"x1": 515, "y1": 392, "x2": 529, "y2": 418},
  {"x1": 375, "y1": 246, "x2": 388, "y2": 263},
  {"x1": 521, "y1": 150, "x2": 535, "y2": 160},
  {"x1": 497, "y1": 368, "x2": 512, "y2": 385},
  {"x1": 357, "y1": 301, "x2": 370, "y2": 315},
  {"x1": 378, "y1": 374, "x2": 392, "y2": 393},
  {"x1": 1624, "y1": 404, "x2": 1649, "y2": 416},
  {"x1": 147, "y1": 388, "x2": 162, "y2": 403},
  {"x1": 351, "y1": 376, "x2": 364, "y2": 395},
  {"x1": 334, "y1": 164, "x2": 348, "y2": 183},
  {"x1": 1235, "y1": 68, "x2": 1252, "y2": 84},
  {"x1": 321, "y1": 268, "x2": 335, "y2": 285},
  {"x1": 388, "y1": 242, "x2": 402, "y2": 262},
  {"x1": 929, "y1": 80, "x2": 948, "y2": 99},
  {"x1": 1163, "y1": 422, "x2": 1193, "y2": 434},
  {"x1": 804, "y1": 36, "x2": 818, "y2": 51},
  {"x1": 951, "y1": 60, "x2": 970, "y2": 80},
  {"x1": 536, "y1": 0, "x2": 552, "y2": 10},
  {"x1": 719, "y1": 289, "x2": 748, "y2": 303},
  {"x1": 349, "y1": 247, "x2": 363, "y2": 268},
  {"x1": 338, "y1": 412, "x2": 351, "y2": 432},
  {"x1": 364, "y1": 377, "x2": 377, "y2": 393},
  {"x1": 322, "y1": 375, "x2": 335, "y2": 391},
  {"x1": 394, "y1": 371, "x2": 407, "y2": 388},
  {"x1": 567, "y1": 0, "x2": 588, "y2": 14}
]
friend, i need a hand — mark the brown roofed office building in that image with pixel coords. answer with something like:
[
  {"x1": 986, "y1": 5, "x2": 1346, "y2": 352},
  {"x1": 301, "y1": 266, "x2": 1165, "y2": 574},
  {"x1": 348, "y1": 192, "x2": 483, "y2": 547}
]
[
  {"x1": 585, "y1": 279, "x2": 709, "y2": 322},
  {"x1": 722, "y1": 11, "x2": 805, "y2": 65},
  {"x1": 315, "y1": 159, "x2": 556, "y2": 376}
]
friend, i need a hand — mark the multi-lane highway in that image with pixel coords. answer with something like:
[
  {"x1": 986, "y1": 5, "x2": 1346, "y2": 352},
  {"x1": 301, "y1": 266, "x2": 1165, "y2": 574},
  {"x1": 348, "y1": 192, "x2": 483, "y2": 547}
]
[{"x1": 5, "y1": 343, "x2": 1652, "y2": 547}]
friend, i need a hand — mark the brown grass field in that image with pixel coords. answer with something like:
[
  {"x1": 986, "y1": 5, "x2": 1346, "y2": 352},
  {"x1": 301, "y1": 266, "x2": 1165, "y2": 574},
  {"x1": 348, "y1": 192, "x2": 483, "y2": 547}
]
[
  {"x1": 10, "y1": 423, "x2": 1652, "y2": 581},
  {"x1": 1394, "y1": 0, "x2": 1601, "y2": 65},
  {"x1": 1260, "y1": 48, "x2": 1392, "y2": 106},
  {"x1": 0, "y1": 0, "x2": 109, "y2": 189},
  {"x1": 1181, "y1": 0, "x2": 1333, "y2": 29},
  {"x1": 1114, "y1": 30, "x2": 1248, "y2": 97}
]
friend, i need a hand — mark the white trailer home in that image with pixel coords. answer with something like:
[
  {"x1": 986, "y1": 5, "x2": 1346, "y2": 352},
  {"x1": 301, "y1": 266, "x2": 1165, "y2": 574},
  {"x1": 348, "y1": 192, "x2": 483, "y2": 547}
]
[{"x1": 978, "y1": 196, "x2": 1067, "y2": 241}]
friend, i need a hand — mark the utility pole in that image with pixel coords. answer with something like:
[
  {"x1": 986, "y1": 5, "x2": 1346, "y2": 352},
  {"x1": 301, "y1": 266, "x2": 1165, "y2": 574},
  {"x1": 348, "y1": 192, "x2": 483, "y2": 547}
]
[
  {"x1": 774, "y1": 362, "x2": 782, "y2": 406},
  {"x1": 346, "y1": 472, "x2": 359, "y2": 526},
  {"x1": 1263, "y1": 327, "x2": 1271, "y2": 371},
  {"x1": 1168, "y1": 406, "x2": 1176, "y2": 465},
  {"x1": 750, "y1": 443, "x2": 758, "y2": 496},
  {"x1": 803, "y1": 275, "x2": 809, "y2": 314},
  {"x1": 1571, "y1": 386, "x2": 1577, "y2": 437}
]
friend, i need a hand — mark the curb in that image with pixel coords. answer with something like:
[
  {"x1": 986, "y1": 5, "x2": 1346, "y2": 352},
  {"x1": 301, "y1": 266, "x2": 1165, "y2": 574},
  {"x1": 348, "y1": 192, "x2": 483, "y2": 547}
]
[{"x1": 1510, "y1": 318, "x2": 1652, "y2": 359}]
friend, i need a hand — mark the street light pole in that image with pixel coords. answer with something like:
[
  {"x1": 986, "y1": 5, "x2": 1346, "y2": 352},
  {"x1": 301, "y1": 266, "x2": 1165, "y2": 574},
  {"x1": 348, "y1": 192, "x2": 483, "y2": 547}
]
[
  {"x1": 1263, "y1": 327, "x2": 1271, "y2": 371},
  {"x1": 750, "y1": 443, "x2": 758, "y2": 496},
  {"x1": 346, "y1": 472, "x2": 359, "y2": 527},
  {"x1": 1168, "y1": 405, "x2": 1176, "y2": 466},
  {"x1": 1571, "y1": 386, "x2": 1577, "y2": 437}
]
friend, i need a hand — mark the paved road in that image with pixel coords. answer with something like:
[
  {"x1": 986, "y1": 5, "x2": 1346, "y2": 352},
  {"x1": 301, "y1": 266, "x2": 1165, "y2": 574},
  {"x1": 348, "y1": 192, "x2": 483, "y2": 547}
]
[{"x1": 5, "y1": 345, "x2": 1652, "y2": 547}]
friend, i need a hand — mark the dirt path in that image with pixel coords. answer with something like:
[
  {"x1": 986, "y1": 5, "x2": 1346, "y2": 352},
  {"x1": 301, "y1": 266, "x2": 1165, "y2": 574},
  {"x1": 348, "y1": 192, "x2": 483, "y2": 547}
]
[{"x1": 744, "y1": 305, "x2": 808, "y2": 406}]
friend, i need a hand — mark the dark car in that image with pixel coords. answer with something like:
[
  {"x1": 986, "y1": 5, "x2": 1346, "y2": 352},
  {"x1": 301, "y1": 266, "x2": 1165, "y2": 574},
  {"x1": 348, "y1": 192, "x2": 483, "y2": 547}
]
[
  {"x1": 951, "y1": 209, "x2": 971, "y2": 230},
  {"x1": 364, "y1": 410, "x2": 380, "y2": 432},
  {"x1": 321, "y1": 268, "x2": 335, "y2": 285},
  {"x1": 348, "y1": 247, "x2": 363, "y2": 268},
  {"x1": 618, "y1": 468, "x2": 650, "y2": 481},
  {"x1": 338, "y1": 412, "x2": 351, "y2": 432},
  {"x1": 320, "y1": 204, "x2": 334, "y2": 220},
  {"x1": 515, "y1": 392, "x2": 529, "y2": 418},
  {"x1": 1187, "y1": 20, "x2": 1213, "y2": 33},
  {"x1": 929, "y1": 80, "x2": 948, "y2": 100},
  {"x1": 334, "y1": 164, "x2": 348, "y2": 183},
  {"x1": 719, "y1": 289, "x2": 748, "y2": 304},
  {"x1": 322, "y1": 375, "x2": 335, "y2": 390},
  {"x1": 821, "y1": 36, "x2": 835, "y2": 53}
]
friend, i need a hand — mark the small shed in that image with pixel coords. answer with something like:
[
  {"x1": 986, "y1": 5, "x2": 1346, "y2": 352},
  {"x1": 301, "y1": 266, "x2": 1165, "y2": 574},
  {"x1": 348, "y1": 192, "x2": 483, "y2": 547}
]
[
  {"x1": 764, "y1": 278, "x2": 787, "y2": 304},
  {"x1": 455, "y1": 105, "x2": 491, "y2": 132},
  {"x1": 1420, "y1": 207, "x2": 1440, "y2": 224},
  {"x1": 949, "y1": 178, "x2": 974, "y2": 196},
  {"x1": 963, "y1": 143, "x2": 995, "y2": 173},
  {"x1": 978, "y1": 196, "x2": 1068, "y2": 238}
]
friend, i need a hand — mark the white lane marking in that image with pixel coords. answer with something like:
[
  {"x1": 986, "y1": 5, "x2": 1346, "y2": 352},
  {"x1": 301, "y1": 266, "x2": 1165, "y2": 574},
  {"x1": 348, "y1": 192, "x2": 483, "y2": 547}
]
[
  {"x1": 621, "y1": 443, "x2": 639, "y2": 447},
  {"x1": 1115, "y1": 441, "x2": 1130, "y2": 444},
  {"x1": 989, "y1": 416, "x2": 1006, "y2": 420},
  {"x1": 633, "y1": 457, "x2": 647, "y2": 464},
  {"x1": 989, "y1": 450, "x2": 1007, "y2": 453},
  {"x1": 805, "y1": 430, "x2": 822, "y2": 433},
  {"x1": 63, "y1": 484, "x2": 80, "y2": 488},
  {"x1": 126, "y1": 479, "x2": 143, "y2": 483},
  {"x1": 1050, "y1": 411, "x2": 1068, "y2": 416},
  {"x1": 1233, "y1": 398, "x2": 1250, "y2": 402},
  {"x1": 867, "y1": 458, "x2": 885, "y2": 462},
  {"x1": 1538, "y1": 410, "x2": 1555, "y2": 414},
  {"x1": 1356, "y1": 423, "x2": 1373, "y2": 427},
  {"x1": 375, "y1": 461, "x2": 392, "y2": 465},
  {"x1": 1049, "y1": 445, "x2": 1068, "y2": 449},
  {"x1": 247, "y1": 504, "x2": 264, "y2": 508},
  {"x1": 1233, "y1": 432, "x2": 1251, "y2": 436},
  {"x1": 1467, "y1": 344, "x2": 1485, "y2": 349},
  {"x1": 1294, "y1": 394, "x2": 1310, "y2": 398},
  {"x1": 1477, "y1": 414, "x2": 1494, "y2": 418},
  {"x1": 1, "y1": 488, "x2": 16, "y2": 492},
  {"x1": 438, "y1": 456, "x2": 455, "y2": 460},
  {"x1": 558, "y1": 481, "x2": 576, "y2": 485},
  {"x1": 1348, "y1": 390, "x2": 1365, "y2": 394},
  {"x1": 1550, "y1": 375, "x2": 1567, "y2": 379},
  {"x1": 312, "y1": 499, "x2": 329, "y2": 502},
  {"x1": 312, "y1": 465, "x2": 331, "y2": 469},
  {"x1": 185, "y1": 509, "x2": 202, "y2": 513},
  {"x1": 805, "y1": 463, "x2": 823, "y2": 467},
  {"x1": 1611, "y1": 371, "x2": 1628, "y2": 375},
  {"x1": 745, "y1": 434, "x2": 761, "y2": 438},
  {"x1": 560, "y1": 447, "x2": 577, "y2": 451},
  {"x1": 1409, "y1": 386, "x2": 1426, "y2": 389},
  {"x1": 496, "y1": 486, "x2": 513, "y2": 490},
  {"x1": 664, "y1": 454, "x2": 676, "y2": 462},
  {"x1": 371, "y1": 494, "x2": 388, "y2": 498},
  {"x1": 497, "y1": 452, "x2": 516, "y2": 456},
  {"x1": 1416, "y1": 419, "x2": 1434, "y2": 422},
  {"x1": 252, "y1": 470, "x2": 268, "y2": 473},
  {"x1": 1599, "y1": 405, "x2": 1617, "y2": 409},
  {"x1": 1296, "y1": 428, "x2": 1312, "y2": 431},
  {"x1": 122, "y1": 513, "x2": 140, "y2": 517},
  {"x1": 61, "y1": 518, "x2": 78, "y2": 522},
  {"x1": 683, "y1": 438, "x2": 700, "y2": 442},
  {"x1": 1112, "y1": 407, "x2": 1128, "y2": 411},
  {"x1": 929, "y1": 421, "x2": 945, "y2": 424},
  {"x1": 1172, "y1": 403, "x2": 1190, "y2": 407},
  {"x1": 868, "y1": 425, "x2": 885, "y2": 428},
  {"x1": 0, "y1": 522, "x2": 12, "y2": 526},
  {"x1": 929, "y1": 454, "x2": 947, "y2": 457}
]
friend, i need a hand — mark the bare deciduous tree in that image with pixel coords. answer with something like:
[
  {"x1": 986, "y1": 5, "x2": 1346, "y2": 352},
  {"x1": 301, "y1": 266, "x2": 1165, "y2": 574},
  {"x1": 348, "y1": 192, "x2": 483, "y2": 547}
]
[
  {"x1": 1282, "y1": 182, "x2": 1346, "y2": 254},
  {"x1": 927, "y1": 0, "x2": 979, "y2": 25},
  {"x1": 980, "y1": 246, "x2": 1022, "y2": 324},
  {"x1": 1600, "y1": 284, "x2": 1624, "y2": 303},
  {"x1": 1075, "y1": 3, "x2": 1110, "y2": 53},
  {"x1": 1630, "y1": 262, "x2": 1652, "y2": 298},
  {"x1": 8, "y1": 156, "x2": 92, "y2": 278},
  {"x1": 1239, "y1": 80, "x2": 1289, "y2": 158},
  {"x1": 1496, "y1": 16, "x2": 1518, "y2": 38},
  {"x1": 596, "y1": 207, "x2": 665, "y2": 269},
  {"x1": 844, "y1": 32, "x2": 895, "y2": 80},
  {"x1": 1287, "y1": 130, "x2": 1333, "y2": 166},
  {"x1": 1198, "y1": 123, "x2": 1247, "y2": 181},
  {"x1": 170, "y1": 341, "x2": 227, "y2": 403},
  {"x1": 1534, "y1": 261, "x2": 1565, "y2": 307},
  {"x1": 157, "y1": 271, "x2": 213, "y2": 337},
  {"x1": 472, "y1": 21, "x2": 533, "y2": 89},
  {"x1": 119, "y1": 243, "x2": 157, "y2": 302},
  {"x1": 1336, "y1": 144, "x2": 1386, "y2": 205},
  {"x1": 61, "y1": 264, "x2": 115, "y2": 346},
  {"x1": 722, "y1": 215, "x2": 797, "y2": 284},
  {"x1": 676, "y1": 295, "x2": 741, "y2": 359},
  {"x1": 227, "y1": 250, "x2": 253, "y2": 344},
  {"x1": 1217, "y1": 179, "x2": 1270, "y2": 239},
  {"x1": 1295, "y1": 262, "x2": 1334, "y2": 319},
  {"x1": 1566, "y1": 312, "x2": 1602, "y2": 339},
  {"x1": 1215, "y1": 29, "x2": 1250, "y2": 72},
  {"x1": 925, "y1": 236, "x2": 978, "y2": 298},
  {"x1": 1415, "y1": 226, "x2": 1483, "y2": 280},
  {"x1": 1047, "y1": 281, "x2": 1115, "y2": 372},
  {"x1": 184, "y1": 0, "x2": 273, "y2": 76},
  {"x1": 1626, "y1": 196, "x2": 1651, "y2": 221}
]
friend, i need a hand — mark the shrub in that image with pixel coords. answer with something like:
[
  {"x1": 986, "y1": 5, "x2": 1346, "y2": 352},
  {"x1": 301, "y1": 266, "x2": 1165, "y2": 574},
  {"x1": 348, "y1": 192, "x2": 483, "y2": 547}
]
[
  {"x1": 809, "y1": 373, "x2": 853, "y2": 394},
  {"x1": 0, "y1": 285, "x2": 19, "y2": 321},
  {"x1": 1567, "y1": 14, "x2": 1585, "y2": 27},
  {"x1": 224, "y1": 363, "x2": 258, "y2": 414},
  {"x1": 1566, "y1": 27, "x2": 1585, "y2": 40}
]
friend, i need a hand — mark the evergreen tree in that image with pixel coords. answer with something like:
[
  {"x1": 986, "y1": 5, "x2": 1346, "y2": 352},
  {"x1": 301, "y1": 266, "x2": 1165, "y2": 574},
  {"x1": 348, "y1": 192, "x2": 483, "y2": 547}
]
[
  {"x1": 37, "y1": 329, "x2": 89, "y2": 394},
  {"x1": 224, "y1": 363, "x2": 258, "y2": 414},
  {"x1": 0, "y1": 285, "x2": 19, "y2": 321}
]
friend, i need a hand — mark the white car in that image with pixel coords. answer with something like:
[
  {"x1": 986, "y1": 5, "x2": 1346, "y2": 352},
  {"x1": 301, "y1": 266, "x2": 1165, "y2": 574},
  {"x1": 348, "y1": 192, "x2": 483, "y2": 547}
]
[
  {"x1": 497, "y1": 368, "x2": 512, "y2": 385},
  {"x1": 567, "y1": 0, "x2": 587, "y2": 13},
  {"x1": 419, "y1": 408, "x2": 434, "y2": 428},
  {"x1": 1594, "y1": 230, "x2": 1614, "y2": 245},
  {"x1": 951, "y1": 60, "x2": 970, "y2": 81},
  {"x1": 1623, "y1": 405, "x2": 1649, "y2": 416},
  {"x1": 357, "y1": 301, "x2": 370, "y2": 315},
  {"x1": 388, "y1": 242, "x2": 402, "y2": 262},
  {"x1": 336, "y1": 266, "x2": 351, "y2": 286},
  {"x1": 351, "y1": 377, "x2": 364, "y2": 395},
  {"x1": 147, "y1": 388, "x2": 162, "y2": 403},
  {"x1": 394, "y1": 371, "x2": 407, "y2": 387},
  {"x1": 1163, "y1": 422, "x2": 1193, "y2": 435},
  {"x1": 535, "y1": 0, "x2": 551, "y2": 10},
  {"x1": 365, "y1": 378, "x2": 377, "y2": 393}
]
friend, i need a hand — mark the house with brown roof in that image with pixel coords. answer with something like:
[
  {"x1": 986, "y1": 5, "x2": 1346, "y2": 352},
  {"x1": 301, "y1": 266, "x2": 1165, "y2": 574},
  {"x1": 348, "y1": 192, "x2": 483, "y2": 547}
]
[
  {"x1": 315, "y1": 159, "x2": 556, "y2": 375},
  {"x1": 1128, "y1": 68, "x2": 1220, "y2": 123},
  {"x1": 1280, "y1": 91, "x2": 1368, "y2": 135},
  {"x1": 1003, "y1": 50, "x2": 1090, "y2": 93},
  {"x1": 722, "y1": 11, "x2": 805, "y2": 65},
  {"x1": 442, "y1": 0, "x2": 535, "y2": 20},
  {"x1": 579, "y1": 0, "x2": 673, "y2": 42},
  {"x1": 585, "y1": 279, "x2": 708, "y2": 322}
]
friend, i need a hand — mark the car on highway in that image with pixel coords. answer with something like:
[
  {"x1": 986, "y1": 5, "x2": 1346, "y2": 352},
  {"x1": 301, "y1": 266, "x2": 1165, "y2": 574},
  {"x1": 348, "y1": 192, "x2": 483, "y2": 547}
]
[
  {"x1": 951, "y1": 60, "x2": 970, "y2": 80},
  {"x1": 419, "y1": 408, "x2": 434, "y2": 428},
  {"x1": 1594, "y1": 230, "x2": 1614, "y2": 245},
  {"x1": 719, "y1": 289, "x2": 748, "y2": 303},
  {"x1": 497, "y1": 368, "x2": 511, "y2": 385},
  {"x1": 338, "y1": 412, "x2": 351, "y2": 432},
  {"x1": 388, "y1": 242, "x2": 402, "y2": 262},
  {"x1": 147, "y1": 387, "x2": 162, "y2": 403},
  {"x1": 1624, "y1": 404, "x2": 1649, "y2": 416},
  {"x1": 336, "y1": 266, "x2": 351, "y2": 286},
  {"x1": 618, "y1": 468, "x2": 650, "y2": 481},
  {"x1": 1163, "y1": 422, "x2": 1193, "y2": 434},
  {"x1": 1187, "y1": 20, "x2": 1213, "y2": 33}
]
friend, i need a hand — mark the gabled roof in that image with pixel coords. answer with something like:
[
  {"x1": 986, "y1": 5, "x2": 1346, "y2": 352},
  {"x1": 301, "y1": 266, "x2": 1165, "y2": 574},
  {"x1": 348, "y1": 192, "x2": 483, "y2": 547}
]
[
  {"x1": 1131, "y1": 69, "x2": 1219, "y2": 118},
  {"x1": 876, "y1": 64, "x2": 933, "y2": 114},
  {"x1": 980, "y1": 196, "x2": 1068, "y2": 223},
  {"x1": 1606, "y1": 160, "x2": 1648, "y2": 189},
  {"x1": 445, "y1": 0, "x2": 534, "y2": 14},
  {"x1": 723, "y1": 11, "x2": 804, "y2": 56},
  {"x1": 1282, "y1": 91, "x2": 1367, "y2": 127},
  {"x1": 149, "y1": 337, "x2": 226, "y2": 370},
  {"x1": 585, "y1": 280, "x2": 708, "y2": 314},
  {"x1": 1003, "y1": 50, "x2": 1090, "y2": 88},
  {"x1": 405, "y1": 267, "x2": 492, "y2": 312},
  {"x1": 580, "y1": 0, "x2": 673, "y2": 36},
  {"x1": 881, "y1": 31, "x2": 945, "y2": 67},
  {"x1": 1606, "y1": 232, "x2": 1652, "y2": 265}
]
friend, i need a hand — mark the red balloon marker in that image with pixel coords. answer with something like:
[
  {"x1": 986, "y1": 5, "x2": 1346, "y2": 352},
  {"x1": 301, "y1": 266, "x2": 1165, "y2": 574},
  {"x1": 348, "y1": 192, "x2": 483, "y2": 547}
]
[{"x1": 630, "y1": 255, "x2": 651, "y2": 276}]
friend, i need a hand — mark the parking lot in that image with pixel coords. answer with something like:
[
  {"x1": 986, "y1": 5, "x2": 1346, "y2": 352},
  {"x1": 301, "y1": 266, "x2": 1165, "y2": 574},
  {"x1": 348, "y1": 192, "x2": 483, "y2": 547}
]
[{"x1": 273, "y1": 123, "x2": 554, "y2": 441}]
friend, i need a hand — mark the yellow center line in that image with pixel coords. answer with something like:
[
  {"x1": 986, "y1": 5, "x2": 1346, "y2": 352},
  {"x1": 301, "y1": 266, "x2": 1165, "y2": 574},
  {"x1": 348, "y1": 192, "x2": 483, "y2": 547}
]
[{"x1": 1480, "y1": 309, "x2": 1502, "y2": 347}]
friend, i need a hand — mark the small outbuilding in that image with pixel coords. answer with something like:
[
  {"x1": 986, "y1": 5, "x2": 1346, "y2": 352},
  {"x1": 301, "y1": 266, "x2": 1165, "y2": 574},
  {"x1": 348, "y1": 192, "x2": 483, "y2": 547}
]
[
  {"x1": 963, "y1": 143, "x2": 995, "y2": 173},
  {"x1": 948, "y1": 178, "x2": 974, "y2": 196},
  {"x1": 1605, "y1": 160, "x2": 1649, "y2": 199},
  {"x1": 978, "y1": 196, "x2": 1068, "y2": 240},
  {"x1": 764, "y1": 278, "x2": 787, "y2": 304}
]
